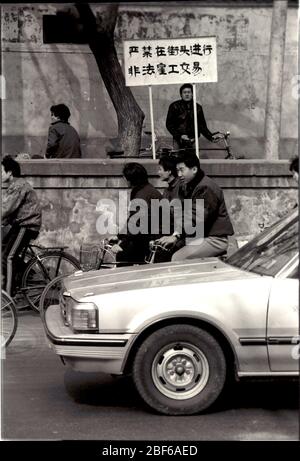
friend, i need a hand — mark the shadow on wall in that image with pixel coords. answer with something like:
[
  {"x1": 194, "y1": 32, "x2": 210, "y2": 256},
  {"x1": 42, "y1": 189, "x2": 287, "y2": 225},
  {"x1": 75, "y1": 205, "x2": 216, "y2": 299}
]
[
  {"x1": 3, "y1": 10, "x2": 24, "y2": 157},
  {"x1": 51, "y1": 44, "x2": 118, "y2": 158}
]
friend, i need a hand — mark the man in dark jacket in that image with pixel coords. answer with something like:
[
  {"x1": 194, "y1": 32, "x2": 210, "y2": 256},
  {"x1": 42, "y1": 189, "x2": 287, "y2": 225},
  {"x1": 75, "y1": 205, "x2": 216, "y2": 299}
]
[
  {"x1": 157, "y1": 153, "x2": 234, "y2": 260},
  {"x1": 2, "y1": 156, "x2": 41, "y2": 295},
  {"x1": 166, "y1": 83, "x2": 220, "y2": 150},
  {"x1": 46, "y1": 104, "x2": 81, "y2": 159},
  {"x1": 111, "y1": 163, "x2": 162, "y2": 265}
]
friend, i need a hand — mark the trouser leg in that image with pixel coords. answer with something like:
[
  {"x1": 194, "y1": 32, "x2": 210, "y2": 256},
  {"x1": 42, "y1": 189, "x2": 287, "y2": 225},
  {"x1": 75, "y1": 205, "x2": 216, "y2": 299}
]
[
  {"x1": 171, "y1": 236, "x2": 228, "y2": 261},
  {"x1": 117, "y1": 239, "x2": 148, "y2": 266},
  {"x1": 2, "y1": 226, "x2": 36, "y2": 295}
]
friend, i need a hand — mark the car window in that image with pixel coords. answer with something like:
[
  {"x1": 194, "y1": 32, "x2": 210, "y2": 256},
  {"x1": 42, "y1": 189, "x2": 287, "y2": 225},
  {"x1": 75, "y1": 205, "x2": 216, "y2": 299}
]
[{"x1": 227, "y1": 210, "x2": 299, "y2": 277}]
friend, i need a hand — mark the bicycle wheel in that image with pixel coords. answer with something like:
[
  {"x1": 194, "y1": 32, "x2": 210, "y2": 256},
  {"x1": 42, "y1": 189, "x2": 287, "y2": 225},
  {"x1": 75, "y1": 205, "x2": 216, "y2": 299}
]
[
  {"x1": 1, "y1": 290, "x2": 18, "y2": 348},
  {"x1": 22, "y1": 251, "x2": 80, "y2": 313},
  {"x1": 39, "y1": 274, "x2": 65, "y2": 315}
]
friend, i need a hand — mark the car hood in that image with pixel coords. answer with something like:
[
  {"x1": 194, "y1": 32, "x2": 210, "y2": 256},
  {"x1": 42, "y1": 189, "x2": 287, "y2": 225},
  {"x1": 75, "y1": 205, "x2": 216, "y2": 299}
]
[{"x1": 63, "y1": 258, "x2": 259, "y2": 300}]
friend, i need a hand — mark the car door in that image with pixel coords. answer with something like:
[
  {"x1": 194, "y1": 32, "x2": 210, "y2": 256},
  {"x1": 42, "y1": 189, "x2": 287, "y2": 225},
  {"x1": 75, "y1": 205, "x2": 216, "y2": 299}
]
[{"x1": 267, "y1": 260, "x2": 299, "y2": 372}]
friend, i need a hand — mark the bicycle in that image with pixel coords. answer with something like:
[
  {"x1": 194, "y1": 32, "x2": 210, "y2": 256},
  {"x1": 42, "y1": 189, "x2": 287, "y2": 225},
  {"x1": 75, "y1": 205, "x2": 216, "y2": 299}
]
[
  {"x1": 5, "y1": 242, "x2": 81, "y2": 313},
  {"x1": 1, "y1": 289, "x2": 18, "y2": 348},
  {"x1": 211, "y1": 131, "x2": 236, "y2": 159},
  {"x1": 139, "y1": 130, "x2": 242, "y2": 160}
]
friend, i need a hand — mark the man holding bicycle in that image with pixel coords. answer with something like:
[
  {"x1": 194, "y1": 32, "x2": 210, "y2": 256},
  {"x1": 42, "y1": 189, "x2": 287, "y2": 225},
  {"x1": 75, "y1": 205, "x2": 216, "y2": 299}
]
[
  {"x1": 1, "y1": 156, "x2": 41, "y2": 295},
  {"x1": 166, "y1": 83, "x2": 221, "y2": 150}
]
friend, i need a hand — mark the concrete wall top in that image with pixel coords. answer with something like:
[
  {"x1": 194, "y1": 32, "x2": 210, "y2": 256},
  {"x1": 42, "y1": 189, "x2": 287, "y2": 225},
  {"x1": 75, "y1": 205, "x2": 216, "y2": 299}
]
[{"x1": 17, "y1": 158, "x2": 294, "y2": 177}]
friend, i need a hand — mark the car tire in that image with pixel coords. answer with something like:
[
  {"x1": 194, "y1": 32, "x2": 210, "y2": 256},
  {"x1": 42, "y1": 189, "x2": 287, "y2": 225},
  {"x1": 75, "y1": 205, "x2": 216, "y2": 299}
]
[{"x1": 132, "y1": 324, "x2": 226, "y2": 415}]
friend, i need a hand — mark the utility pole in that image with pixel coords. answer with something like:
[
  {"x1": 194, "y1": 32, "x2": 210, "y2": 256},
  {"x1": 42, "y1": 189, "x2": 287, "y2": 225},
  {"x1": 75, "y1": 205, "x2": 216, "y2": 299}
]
[{"x1": 264, "y1": 0, "x2": 288, "y2": 160}]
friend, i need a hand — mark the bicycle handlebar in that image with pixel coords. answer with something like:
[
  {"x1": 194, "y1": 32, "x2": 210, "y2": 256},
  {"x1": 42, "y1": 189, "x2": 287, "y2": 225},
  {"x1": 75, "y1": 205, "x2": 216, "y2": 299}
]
[{"x1": 212, "y1": 131, "x2": 230, "y2": 139}]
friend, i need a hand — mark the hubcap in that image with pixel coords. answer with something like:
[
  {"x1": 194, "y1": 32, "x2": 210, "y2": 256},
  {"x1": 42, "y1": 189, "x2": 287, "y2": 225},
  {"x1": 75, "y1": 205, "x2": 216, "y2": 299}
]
[{"x1": 152, "y1": 342, "x2": 209, "y2": 400}]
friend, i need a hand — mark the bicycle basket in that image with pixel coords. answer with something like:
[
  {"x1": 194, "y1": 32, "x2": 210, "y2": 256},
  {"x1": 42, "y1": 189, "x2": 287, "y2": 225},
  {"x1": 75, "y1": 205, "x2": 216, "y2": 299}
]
[{"x1": 79, "y1": 243, "x2": 101, "y2": 271}]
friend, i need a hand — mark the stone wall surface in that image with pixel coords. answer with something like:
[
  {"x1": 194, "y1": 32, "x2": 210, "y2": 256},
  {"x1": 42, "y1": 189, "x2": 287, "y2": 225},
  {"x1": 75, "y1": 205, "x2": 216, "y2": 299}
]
[
  {"x1": 5, "y1": 159, "x2": 297, "y2": 259},
  {"x1": 1, "y1": 2, "x2": 298, "y2": 159}
]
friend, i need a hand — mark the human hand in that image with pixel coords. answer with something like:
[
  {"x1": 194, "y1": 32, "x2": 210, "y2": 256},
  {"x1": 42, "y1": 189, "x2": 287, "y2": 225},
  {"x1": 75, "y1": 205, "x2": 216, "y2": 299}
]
[
  {"x1": 110, "y1": 244, "x2": 123, "y2": 254},
  {"x1": 156, "y1": 235, "x2": 177, "y2": 248},
  {"x1": 181, "y1": 135, "x2": 190, "y2": 141},
  {"x1": 212, "y1": 134, "x2": 222, "y2": 142}
]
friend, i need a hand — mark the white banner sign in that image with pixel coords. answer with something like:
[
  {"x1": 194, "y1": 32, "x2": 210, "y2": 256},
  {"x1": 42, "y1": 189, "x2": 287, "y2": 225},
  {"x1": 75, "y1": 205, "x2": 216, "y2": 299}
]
[{"x1": 124, "y1": 36, "x2": 217, "y2": 87}]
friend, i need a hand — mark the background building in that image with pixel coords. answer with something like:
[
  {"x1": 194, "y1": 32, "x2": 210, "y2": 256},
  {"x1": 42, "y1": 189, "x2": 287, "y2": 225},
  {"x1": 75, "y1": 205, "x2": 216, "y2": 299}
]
[{"x1": 1, "y1": 1, "x2": 298, "y2": 159}]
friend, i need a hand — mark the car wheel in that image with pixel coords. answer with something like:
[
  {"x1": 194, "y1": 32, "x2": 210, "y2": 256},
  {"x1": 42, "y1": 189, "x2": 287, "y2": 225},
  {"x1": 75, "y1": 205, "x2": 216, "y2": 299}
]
[{"x1": 132, "y1": 324, "x2": 226, "y2": 415}]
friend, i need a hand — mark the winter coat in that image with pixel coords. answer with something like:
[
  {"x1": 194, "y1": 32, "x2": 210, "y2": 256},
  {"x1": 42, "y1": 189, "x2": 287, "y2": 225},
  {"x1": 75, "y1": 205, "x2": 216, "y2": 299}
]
[
  {"x1": 46, "y1": 121, "x2": 81, "y2": 158},
  {"x1": 166, "y1": 99, "x2": 214, "y2": 145},
  {"x1": 2, "y1": 177, "x2": 41, "y2": 231}
]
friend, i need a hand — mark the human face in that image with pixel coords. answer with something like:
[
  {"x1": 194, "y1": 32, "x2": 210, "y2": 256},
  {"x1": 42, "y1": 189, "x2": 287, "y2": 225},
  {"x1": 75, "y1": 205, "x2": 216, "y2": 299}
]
[
  {"x1": 176, "y1": 162, "x2": 197, "y2": 184},
  {"x1": 158, "y1": 164, "x2": 171, "y2": 182},
  {"x1": 181, "y1": 88, "x2": 193, "y2": 102},
  {"x1": 51, "y1": 112, "x2": 60, "y2": 123},
  {"x1": 2, "y1": 165, "x2": 12, "y2": 183}
]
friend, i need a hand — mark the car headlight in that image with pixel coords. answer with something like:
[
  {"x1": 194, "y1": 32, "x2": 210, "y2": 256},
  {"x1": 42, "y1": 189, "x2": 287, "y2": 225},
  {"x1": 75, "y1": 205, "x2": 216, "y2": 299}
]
[
  {"x1": 70, "y1": 302, "x2": 98, "y2": 332},
  {"x1": 61, "y1": 292, "x2": 98, "y2": 332}
]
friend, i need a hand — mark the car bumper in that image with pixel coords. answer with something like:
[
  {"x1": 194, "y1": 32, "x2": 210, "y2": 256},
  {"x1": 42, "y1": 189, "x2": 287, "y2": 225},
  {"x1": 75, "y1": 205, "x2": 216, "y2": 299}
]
[{"x1": 43, "y1": 305, "x2": 136, "y2": 374}]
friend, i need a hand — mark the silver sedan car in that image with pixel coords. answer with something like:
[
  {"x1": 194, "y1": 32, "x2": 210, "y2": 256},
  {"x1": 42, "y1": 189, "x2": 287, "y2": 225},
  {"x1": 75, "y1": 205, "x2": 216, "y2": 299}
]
[{"x1": 42, "y1": 208, "x2": 299, "y2": 415}]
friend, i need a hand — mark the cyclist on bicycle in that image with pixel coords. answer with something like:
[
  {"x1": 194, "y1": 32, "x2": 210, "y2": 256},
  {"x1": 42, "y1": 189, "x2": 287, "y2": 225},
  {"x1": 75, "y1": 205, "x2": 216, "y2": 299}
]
[
  {"x1": 110, "y1": 163, "x2": 162, "y2": 265},
  {"x1": 156, "y1": 152, "x2": 234, "y2": 260},
  {"x1": 155, "y1": 155, "x2": 185, "y2": 262},
  {"x1": 2, "y1": 155, "x2": 41, "y2": 295}
]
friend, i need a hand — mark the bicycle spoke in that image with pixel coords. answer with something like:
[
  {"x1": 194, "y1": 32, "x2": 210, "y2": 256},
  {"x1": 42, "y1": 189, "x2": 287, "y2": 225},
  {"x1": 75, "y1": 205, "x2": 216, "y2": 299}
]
[{"x1": 22, "y1": 252, "x2": 80, "y2": 312}]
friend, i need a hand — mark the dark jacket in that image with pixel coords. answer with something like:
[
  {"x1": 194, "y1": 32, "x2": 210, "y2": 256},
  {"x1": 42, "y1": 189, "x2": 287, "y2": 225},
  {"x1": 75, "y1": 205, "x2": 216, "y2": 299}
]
[
  {"x1": 162, "y1": 177, "x2": 181, "y2": 201},
  {"x1": 178, "y1": 169, "x2": 234, "y2": 238},
  {"x1": 46, "y1": 121, "x2": 81, "y2": 159},
  {"x1": 166, "y1": 99, "x2": 214, "y2": 145},
  {"x1": 2, "y1": 178, "x2": 41, "y2": 231},
  {"x1": 161, "y1": 177, "x2": 181, "y2": 236},
  {"x1": 118, "y1": 182, "x2": 162, "y2": 247}
]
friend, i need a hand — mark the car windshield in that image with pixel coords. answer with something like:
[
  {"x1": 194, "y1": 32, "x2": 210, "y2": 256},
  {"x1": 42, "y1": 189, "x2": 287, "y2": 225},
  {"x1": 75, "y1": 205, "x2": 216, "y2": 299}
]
[{"x1": 227, "y1": 209, "x2": 298, "y2": 277}]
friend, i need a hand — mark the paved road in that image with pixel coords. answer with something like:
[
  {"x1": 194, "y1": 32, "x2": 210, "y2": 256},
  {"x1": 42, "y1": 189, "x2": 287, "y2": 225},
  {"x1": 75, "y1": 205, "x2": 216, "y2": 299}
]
[{"x1": 1, "y1": 311, "x2": 299, "y2": 441}]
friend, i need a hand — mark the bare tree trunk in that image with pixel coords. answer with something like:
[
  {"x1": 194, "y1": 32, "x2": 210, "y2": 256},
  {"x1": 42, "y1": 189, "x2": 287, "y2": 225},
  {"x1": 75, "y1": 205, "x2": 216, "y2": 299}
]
[{"x1": 74, "y1": 3, "x2": 145, "y2": 157}]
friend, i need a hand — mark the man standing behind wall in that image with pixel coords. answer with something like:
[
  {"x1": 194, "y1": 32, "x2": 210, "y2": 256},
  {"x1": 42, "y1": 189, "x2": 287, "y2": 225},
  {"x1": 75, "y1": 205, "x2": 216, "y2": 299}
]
[
  {"x1": 46, "y1": 104, "x2": 82, "y2": 159},
  {"x1": 166, "y1": 84, "x2": 220, "y2": 150}
]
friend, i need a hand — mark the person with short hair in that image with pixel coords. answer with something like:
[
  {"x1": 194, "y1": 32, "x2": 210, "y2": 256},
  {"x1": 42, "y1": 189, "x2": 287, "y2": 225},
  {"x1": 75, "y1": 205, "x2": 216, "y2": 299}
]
[
  {"x1": 158, "y1": 155, "x2": 181, "y2": 201},
  {"x1": 111, "y1": 162, "x2": 162, "y2": 265},
  {"x1": 157, "y1": 153, "x2": 234, "y2": 261},
  {"x1": 289, "y1": 156, "x2": 299, "y2": 183},
  {"x1": 166, "y1": 83, "x2": 220, "y2": 150},
  {"x1": 2, "y1": 155, "x2": 41, "y2": 295},
  {"x1": 46, "y1": 103, "x2": 81, "y2": 158},
  {"x1": 156, "y1": 155, "x2": 184, "y2": 262}
]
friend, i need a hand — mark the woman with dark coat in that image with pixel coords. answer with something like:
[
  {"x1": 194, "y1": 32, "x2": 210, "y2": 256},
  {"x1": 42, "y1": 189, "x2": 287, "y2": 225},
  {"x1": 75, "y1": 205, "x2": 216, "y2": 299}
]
[{"x1": 111, "y1": 163, "x2": 162, "y2": 265}]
